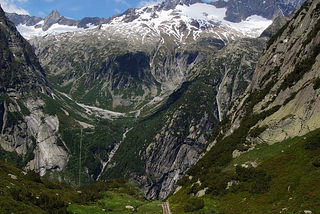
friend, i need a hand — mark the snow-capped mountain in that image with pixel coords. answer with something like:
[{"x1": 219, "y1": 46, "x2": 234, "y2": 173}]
[
  {"x1": 107, "y1": 1, "x2": 272, "y2": 43},
  {"x1": 7, "y1": 0, "x2": 306, "y2": 41},
  {"x1": 5, "y1": 10, "x2": 108, "y2": 39}
]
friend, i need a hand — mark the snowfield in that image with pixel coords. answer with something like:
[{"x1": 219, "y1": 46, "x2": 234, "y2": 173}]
[
  {"x1": 17, "y1": 2, "x2": 272, "y2": 41},
  {"x1": 105, "y1": 2, "x2": 272, "y2": 43},
  {"x1": 17, "y1": 22, "x2": 96, "y2": 40}
]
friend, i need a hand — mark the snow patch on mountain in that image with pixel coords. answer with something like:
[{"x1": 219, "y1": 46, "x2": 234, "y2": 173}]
[
  {"x1": 16, "y1": 22, "x2": 96, "y2": 39},
  {"x1": 104, "y1": 2, "x2": 272, "y2": 43},
  {"x1": 13, "y1": 1, "x2": 273, "y2": 41}
]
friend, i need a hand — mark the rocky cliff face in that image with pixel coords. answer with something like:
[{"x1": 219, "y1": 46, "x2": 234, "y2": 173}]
[
  {"x1": 0, "y1": 6, "x2": 68, "y2": 175},
  {"x1": 0, "y1": 9, "x2": 46, "y2": 93},
  {"x1": 228, "y1": 0, "x2": 320, "y2": 146}
]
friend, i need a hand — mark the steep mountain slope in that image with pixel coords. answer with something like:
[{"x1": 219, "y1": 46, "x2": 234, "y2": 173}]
[
  {"x1": 0, "y1": 8, "x2": 47, "y2": 93},
  {"x1": 0, "y1": 5, "x2": 125, "y2": 187},
  {"x1": 0, "y1": 5, "x2": 69, "y2": 175},
  {"x1": 228, "y1": 0, "x2": 320, "y2": 146},
  {"x1": 169, "y1": 0, "x2": 320, "y2": 212}
]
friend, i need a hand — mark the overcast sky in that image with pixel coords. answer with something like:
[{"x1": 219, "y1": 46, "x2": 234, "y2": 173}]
[{"x1": 0, "y1": 0, "x2": 166, "y2": 19}]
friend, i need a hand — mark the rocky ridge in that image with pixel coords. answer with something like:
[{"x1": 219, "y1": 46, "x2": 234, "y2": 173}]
[{"x1": 6, "y1": 10, "x2": 108, "y2": 39}]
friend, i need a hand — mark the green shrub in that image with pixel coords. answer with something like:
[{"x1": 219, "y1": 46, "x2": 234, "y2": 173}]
[
  {"x1": 313, "y1": 77, "x2": 320, "y2": 90},
  {"x1": 283, "y1": 92, "x2": 298, "y2": 105},
  {"x1": 188, "y1": 183, "x2": 202, "y2": 195},
  {"x1": 234, "y1": 166, "x2": 271, "y2": 194},
  {"x1": 184, "y1": 197, "x2": 205, "y2": 212},
  {"x1": 40, "y1": 93, "x2": 61, "y2": 116},
  {"x1": 17, "y1": 99, "x2": 30, "y2": 116},
  {"x1": 305, "y1": 132, "x2": 320, "y2": 150},
  {"x1": 22, "y1": 146, "x2": 35, "y2": 166},
  {"x1": 280, "y1": 57, "x2": 315, "y2": 91},
  {"x1": 6, "y1": 111, "x2": 23, "y2": 127},
  {"x1": 26, "y1": 170, "x2": 42, "y2": 183},
  {"x1": 177, "y1": 175, "x2": 189, "y2": 186},
  {"x1": 312, "y1": 156, "x2": 320, "y2": 167},
  {"x1": 250, "y1": 126, "x2": 267, "y2": 138}
]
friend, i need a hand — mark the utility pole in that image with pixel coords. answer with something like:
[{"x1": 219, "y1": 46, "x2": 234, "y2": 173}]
[{"x1": 79, "y1": 128, "x2": 83, "y2": 188}]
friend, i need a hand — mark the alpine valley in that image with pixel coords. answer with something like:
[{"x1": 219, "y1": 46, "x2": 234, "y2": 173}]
[{"x1": 1, "y1": 0, "x2": 320, "y2": 213}]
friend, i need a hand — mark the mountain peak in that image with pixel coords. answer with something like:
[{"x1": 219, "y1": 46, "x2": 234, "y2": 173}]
[
  {"x1": 43, "y1": 10, "x2": 62, "y2": 31},
  {"x1": 46, "y1": 10, "x2": 62, "y2": 20}
]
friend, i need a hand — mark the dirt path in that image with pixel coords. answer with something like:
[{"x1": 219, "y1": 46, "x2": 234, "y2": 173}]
[{"x1": 162, "y1": 201, "x2": 171, "y2": 214}]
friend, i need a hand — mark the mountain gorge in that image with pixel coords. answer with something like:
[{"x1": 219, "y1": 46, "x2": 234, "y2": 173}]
[
  {"x1": 1, "y1": 0, "x2": 317, "y2": 210},
  {"x1": 26, "y1": 0, "x2": 280, "y2": 199}
]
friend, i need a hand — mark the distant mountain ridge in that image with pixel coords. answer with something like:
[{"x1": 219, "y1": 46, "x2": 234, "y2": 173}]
[
  {"x1": 5, "y1": 10, "x2": 108, "y2": 39},
  {"x1": 6, "y1": 0, "x2": 306, "y2": 40}
]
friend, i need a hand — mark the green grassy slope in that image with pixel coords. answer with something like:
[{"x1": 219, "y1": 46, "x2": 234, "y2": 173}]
[
  {"x1": 169, "y1": 129, "x2": 320, "y2": 214},
  {"x1": 0, "y1": 161, "x2": 162, "y2": 214}
]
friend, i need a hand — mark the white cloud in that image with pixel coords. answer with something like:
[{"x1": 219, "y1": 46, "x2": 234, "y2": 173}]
[
  {"x1": 114, "y1": 0, "x2": 130, "y2": 7},
  {"x1": 138, "y1": 0, "x2": 164, "y2": 8},
  {"x1": 0, "y1": 0, "x2": 29, "y2": 14},
  {"x1": 114, "y1": 8, "x2": 121, "y2": 13},
  {"x1": 38, "y1": 11, "x2": 46, "y2": 17}
]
